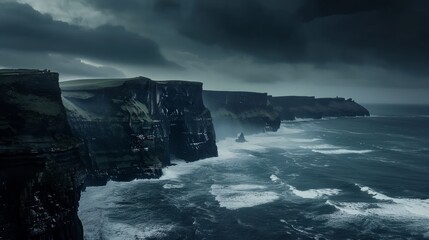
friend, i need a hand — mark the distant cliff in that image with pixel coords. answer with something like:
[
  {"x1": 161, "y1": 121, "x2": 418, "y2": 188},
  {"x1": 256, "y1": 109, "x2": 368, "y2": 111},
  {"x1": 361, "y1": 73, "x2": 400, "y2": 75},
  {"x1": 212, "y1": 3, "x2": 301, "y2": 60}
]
[
  {"x1": 60, "y1": 78, "x2": 217, "y2": 185},
  {"x1": 270, "y1": 96, "x2": 370, "y2": 120},
  {"x1": 203, "y1": 90, "x2": 280, "y2": 139},
  {"x1": 0, "y1": 70, "x2": 85, "y2": 240}
]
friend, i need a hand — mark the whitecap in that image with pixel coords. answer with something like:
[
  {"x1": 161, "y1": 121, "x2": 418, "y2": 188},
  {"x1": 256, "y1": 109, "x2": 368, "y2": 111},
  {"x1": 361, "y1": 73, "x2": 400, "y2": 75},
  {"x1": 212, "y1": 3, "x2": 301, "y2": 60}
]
[
  {"x1": 288, "y1": 185, "x2": 341, "y2": 199},
  {"x1": 270, "y1": 174, "x2": 280, "y2": 182},
  {"x1": 312, "y1": 149, "x2": 373, "y2": 155},
  {"x1": 291, "y1": 118, "x2": 316, "y2": 122},
  {"x1": 323, "y1": 185, "x2": 429, "y2": 236},
  {"x1": 299, "y1": 144, "x2": 340, "y2": 150},
  {"x1": 163, "y1": 183, "x2": 185, "y2": 189},
  {"x1": 99, "y1": 222, "x2": 175, "y2": 240},
  {"x1": 210, "y1": 184, "x2": 279, "y2": 210},
  {"x1": 290, "y1": 138, "x2": 321, "y2": 143},
  {"x1": 356, "y1": 184, "x2": 429, "y2": 218}
]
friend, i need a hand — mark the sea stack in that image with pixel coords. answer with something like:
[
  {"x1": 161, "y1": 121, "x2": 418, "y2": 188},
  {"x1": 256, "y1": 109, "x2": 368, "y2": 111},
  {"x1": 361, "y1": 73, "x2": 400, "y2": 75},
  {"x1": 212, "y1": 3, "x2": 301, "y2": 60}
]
[{"x1": 235, "y1": 132, "x2": 247, "y2": 143}]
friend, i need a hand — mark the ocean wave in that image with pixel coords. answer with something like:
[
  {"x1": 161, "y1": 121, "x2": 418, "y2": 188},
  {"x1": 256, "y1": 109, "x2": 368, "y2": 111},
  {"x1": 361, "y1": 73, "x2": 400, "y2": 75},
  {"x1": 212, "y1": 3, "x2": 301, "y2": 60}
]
[
  {"x1": 163, "y1": 183, "x2": 185, "y2": 189},
  {"x1": 288, "y1": 185, "x2": 341, "y2": 199},
  {"x1": 210, "y1": 184, "x2": 279, "y2": 210},
  {"x1": 79, "y1": 181, "x2": 178, "y2": 240},
  {"x1": 312, "y1": 149, "x2": 373, "y2": 155},
  {"x1": 290, "y1": 138, "x2": 321, "y2": 143},
  {"x1": 299, "y1": 144, "x2": 339, "y2": 150},
  {"x1": 357, "y1": 184, "x2": 429, "y2": 218},
  {"x1": 290, "y1": 118, "x2": 317, "y2": 122},
  {"x1": 276, "y1": 126, "x2": 305, "y2": 134},
  {"x1": 324, "y1": 184, "x2": 429, "y2": 235},
  {"x1": 99, "y1": 222, "x2": 175, "y2": 240},
  {"x1": 270, "y1": 174, "x2": 280, "y2": 182},
  {"x1": 270, "y1": 175, "x2": 341, "y2": 199}
]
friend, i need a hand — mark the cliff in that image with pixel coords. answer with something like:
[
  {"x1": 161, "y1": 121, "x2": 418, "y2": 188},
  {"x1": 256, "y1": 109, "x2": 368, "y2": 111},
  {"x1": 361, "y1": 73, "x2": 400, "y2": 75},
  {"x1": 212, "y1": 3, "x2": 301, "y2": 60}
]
[
  {"x1": 202, "y1": 90, "x2": 280, "y2": 139},
  {"x1": 158, "y1": 81, "x2": 218, "y2": 161},
  {"x1": 0, "y1": 69, "x2": 85, "y2": 240},
  {"x1": 60, "y1": 77, "x2": 217, "y2": 185},
  {"x1": 270, "y1": 96, "x2": 370, "y2": 120}
]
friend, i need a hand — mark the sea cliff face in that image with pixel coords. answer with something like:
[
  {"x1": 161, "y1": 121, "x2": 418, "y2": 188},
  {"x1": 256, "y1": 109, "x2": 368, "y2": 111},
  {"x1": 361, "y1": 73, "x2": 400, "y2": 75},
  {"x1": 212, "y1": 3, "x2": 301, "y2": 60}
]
[
  {"x1": 0, "y1": 70, "x2": 85, "y2": 240},
  {"x1": 60, "y1": 78, "x2": 217, "y2": 185},
  {"x1": 271, "y1": 96, "x2": 370, "y2": 120},
  {"x1": 158, "y1": 81, "x2": 218, "y2": 161},
  {"x1": 202, "y1": 90, "x2": 280, "y2": 139}
]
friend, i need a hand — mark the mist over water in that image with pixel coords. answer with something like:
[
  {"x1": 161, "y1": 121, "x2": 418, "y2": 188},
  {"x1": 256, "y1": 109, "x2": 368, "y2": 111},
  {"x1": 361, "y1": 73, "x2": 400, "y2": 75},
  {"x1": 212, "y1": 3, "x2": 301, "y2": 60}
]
[{"x1": 79, "y1": 104, "x2": 429, "y2": 240}]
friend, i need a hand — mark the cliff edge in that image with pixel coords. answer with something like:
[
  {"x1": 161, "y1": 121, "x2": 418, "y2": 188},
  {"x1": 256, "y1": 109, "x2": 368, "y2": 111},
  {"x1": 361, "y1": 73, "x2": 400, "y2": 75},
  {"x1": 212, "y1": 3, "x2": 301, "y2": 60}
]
[
  {"x1": 0, "y1": 69, "x2": 85, "y2": 240},
  {"x1": 60, "y1": 77, "x2": 217, "y2": 185},
  {"x1": 270, "y1": 96, "x2": 370, "y2": 120}
]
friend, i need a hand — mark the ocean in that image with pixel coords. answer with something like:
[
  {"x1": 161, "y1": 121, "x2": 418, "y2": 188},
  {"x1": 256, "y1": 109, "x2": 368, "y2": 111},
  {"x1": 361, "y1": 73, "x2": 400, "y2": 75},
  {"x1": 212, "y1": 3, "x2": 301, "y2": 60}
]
[{"x1": 79, "y1": 104, "x2": 429, "y2": 240}]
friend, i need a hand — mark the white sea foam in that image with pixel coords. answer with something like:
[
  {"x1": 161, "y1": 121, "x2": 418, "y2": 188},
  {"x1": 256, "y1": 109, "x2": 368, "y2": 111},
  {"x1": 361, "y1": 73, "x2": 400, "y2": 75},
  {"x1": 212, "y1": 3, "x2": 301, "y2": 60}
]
[
  {"x1": 324, "y1": 185, "x2": 429, "y2": 236},
  {"x1": 299, "y1": 144, "x2": 339, "y2": 150},
  {"x1": 357, "y1": 184, "x2": 429, "y2": 218},
  {"x1": 290, "y1": 138, "x2": 321, "y2": 143},
  {"x1": 163, "y1": 183, "x2": 185, "y2": 189},
  {"x1": 288, "y1": 185, "x2": 341, "y2": 199},
  {"x1": 276, "y1": 126, "x2": 305, "y2": 134},
  {"x1": 210, "y1": 184, "x2": 279, "y2": 210},
  {"x1": 292, "y1": 118, "x2": 317, "y2": 122},
  {"x1": 312, "y1": 149, "x2": 373, "y2": 155},
  {"x1": 270, "y1": 174, "x2": 280, "y2": 182},
  {"x1": 99, "y1": 222, "x2": 175, "y2": 240}
]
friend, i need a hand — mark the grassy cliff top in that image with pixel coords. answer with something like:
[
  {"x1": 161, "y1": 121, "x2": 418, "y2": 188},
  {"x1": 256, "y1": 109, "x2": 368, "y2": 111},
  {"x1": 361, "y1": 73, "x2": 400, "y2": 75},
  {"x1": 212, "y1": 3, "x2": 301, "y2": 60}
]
[
  {"x1": 60, "y1": 77, "x2": 152, "y2": 91},
  {"x1": 203, "y1": 90, "x2": 268, "y2": 95},
  {"x1": 156, "y1": 80, "x2": 202, "y2": 85},
  {"x1": 0, "y1": 69, "x2": 57, "y2": 76},
  {"x1": 61, "y1": 77, "x2": 203, "y2": 91}
]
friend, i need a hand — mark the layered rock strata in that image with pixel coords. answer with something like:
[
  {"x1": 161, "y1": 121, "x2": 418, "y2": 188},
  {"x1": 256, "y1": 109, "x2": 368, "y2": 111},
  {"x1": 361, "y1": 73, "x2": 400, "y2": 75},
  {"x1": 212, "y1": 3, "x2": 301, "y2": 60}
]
[
  {"x1": 60, "y1": 77, "x2": 217, "y2": 185},
  {"x1": 0, "y1": 69, "x2": 85, "y2": 240}
]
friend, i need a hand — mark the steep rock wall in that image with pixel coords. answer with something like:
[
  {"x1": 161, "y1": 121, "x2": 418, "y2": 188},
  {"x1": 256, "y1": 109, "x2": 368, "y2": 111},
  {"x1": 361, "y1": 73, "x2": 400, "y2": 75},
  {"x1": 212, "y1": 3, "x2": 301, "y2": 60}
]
[
  {"x1": 158, "y1": 81, "x2": 218, "y2": 161},
  {"x1": 61, "y1": 78, "x2": 167, "y2": 185},
  {"x1": 203, "y1": 90, "x2": 280, "y2": 139},
  {"x1": 0, "y1": 69, "x2": 85, "y2": 240},
  {"x1": 60, "y1": 78, "x2": 217, "y2": 185}
]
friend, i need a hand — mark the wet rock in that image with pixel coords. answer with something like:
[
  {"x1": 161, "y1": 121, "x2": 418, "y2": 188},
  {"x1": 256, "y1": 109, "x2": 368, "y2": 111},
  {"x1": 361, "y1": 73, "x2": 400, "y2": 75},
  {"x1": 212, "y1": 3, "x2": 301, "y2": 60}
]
[{"x1": 235, "y1": 132, "x2": 246, "y2": 143}]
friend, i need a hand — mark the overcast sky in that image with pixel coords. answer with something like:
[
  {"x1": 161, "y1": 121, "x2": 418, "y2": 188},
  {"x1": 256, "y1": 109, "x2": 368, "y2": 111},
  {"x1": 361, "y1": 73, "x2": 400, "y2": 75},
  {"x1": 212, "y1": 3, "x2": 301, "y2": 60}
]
[{"x1": 1, "y1": 0, "x2": 428, "y2": 103}]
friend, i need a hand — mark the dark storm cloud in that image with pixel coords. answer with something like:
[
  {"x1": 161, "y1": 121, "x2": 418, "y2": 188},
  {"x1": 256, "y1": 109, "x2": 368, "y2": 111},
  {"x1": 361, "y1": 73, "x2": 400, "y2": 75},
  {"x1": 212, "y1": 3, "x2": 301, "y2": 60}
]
[
  {"x1": 0, "y1": 50, "x2": 125, "y2": 78},
  {"x1": 0, "y1": 2, "x2": 174, "y2": 66},
  {"x1": 82, "y1": 0, "x2": 429, "y2": 77}
]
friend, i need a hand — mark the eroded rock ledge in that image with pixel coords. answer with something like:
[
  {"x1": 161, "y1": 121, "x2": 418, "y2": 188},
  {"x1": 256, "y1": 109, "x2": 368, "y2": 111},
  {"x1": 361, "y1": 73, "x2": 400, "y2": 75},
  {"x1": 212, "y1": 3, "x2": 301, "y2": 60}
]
[
  {"x1": 0, "y1": 69, "x2": 85, "y2": 240},
  {"x1": 60, "y1": 77, "x2": 218, "y2": 186}
]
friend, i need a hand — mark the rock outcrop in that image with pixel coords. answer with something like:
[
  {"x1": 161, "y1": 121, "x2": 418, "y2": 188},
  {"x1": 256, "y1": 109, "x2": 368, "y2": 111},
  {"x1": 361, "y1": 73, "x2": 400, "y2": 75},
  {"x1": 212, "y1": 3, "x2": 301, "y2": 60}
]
[
  {"x1": 0, "y1": 69, "x2": 85, "y2": 240},
  {"x1": 60, "y1": 77, "x2": 217, "y2": 185},
  {"x1": 270, "y1": 96, "x2": 370, "y2": 120},
  {"x1": 203, "y1": 90, "x2": 280, "y2": 139}
]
